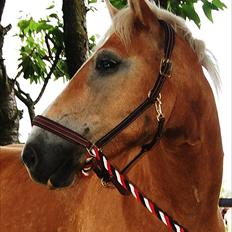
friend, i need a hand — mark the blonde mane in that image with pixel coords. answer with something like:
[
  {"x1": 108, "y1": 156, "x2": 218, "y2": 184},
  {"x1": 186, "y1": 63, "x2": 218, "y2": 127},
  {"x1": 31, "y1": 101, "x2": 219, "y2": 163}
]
[{"x1": 107, "y1": 1, "x2": 221, "y2": 92}]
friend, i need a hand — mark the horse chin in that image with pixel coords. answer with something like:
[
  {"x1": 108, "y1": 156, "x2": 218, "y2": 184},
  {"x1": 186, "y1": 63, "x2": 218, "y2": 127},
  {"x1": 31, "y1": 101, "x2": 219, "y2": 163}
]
[
  {"x1": 46, "y1": 168, "x2": 79, "y2": 189},
  {"x1": 46, "y1": 158, "x2": 82, "y2": 189},
  {"x1": 47, "y1": 173, "x2": 77, "y2": 189}
]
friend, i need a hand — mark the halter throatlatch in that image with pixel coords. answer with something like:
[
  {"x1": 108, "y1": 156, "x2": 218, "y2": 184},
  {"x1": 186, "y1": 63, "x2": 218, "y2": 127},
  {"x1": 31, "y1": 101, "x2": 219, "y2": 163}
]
[{"x1": 32, "y1": 21, "x2": 188, "y2": 232}]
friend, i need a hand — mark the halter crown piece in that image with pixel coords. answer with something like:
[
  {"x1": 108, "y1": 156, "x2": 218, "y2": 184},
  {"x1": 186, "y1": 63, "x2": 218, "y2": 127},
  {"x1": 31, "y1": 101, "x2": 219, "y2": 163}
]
[{"x1": 33, "y1": 20, "x2": 188, "y2": 232}]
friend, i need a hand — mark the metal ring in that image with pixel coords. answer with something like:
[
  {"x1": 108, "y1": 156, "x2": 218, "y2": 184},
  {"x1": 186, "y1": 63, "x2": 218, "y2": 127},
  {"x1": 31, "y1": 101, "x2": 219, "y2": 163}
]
[{"x1": 101, "y1": 178, "x2": 115, "y2": 189}]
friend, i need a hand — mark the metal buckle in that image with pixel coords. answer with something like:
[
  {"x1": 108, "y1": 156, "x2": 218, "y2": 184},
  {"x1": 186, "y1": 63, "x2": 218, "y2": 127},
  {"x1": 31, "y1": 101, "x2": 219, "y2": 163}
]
[
  {"x1": 155, "y1": 94, "x2": 164, "y2": 121},
  {"x1": 86, "y1": 147, "x2": 96, "y2": 158},
  {"x1": 86, "y1": 144, "x2": 103, "y2": 158},
  {"x1": 101, "y1": 178, "x2": 115, "y2": 189},
  {"x1": 160, "y1": 58, "x2": 172, "y2": 78}
]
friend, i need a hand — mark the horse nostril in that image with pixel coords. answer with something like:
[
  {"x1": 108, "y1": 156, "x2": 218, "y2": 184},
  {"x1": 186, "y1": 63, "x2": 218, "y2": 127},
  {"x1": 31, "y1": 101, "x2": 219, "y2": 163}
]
[{"x1": 22, "y1": 146, "x2": 38, "y2": 170}]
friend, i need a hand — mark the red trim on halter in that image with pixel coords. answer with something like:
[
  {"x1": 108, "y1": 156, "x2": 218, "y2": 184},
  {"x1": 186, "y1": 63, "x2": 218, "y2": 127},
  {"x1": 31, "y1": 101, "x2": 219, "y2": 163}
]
[
  {"x1": 134, "y1": 187, "x2": 141, "y2": 203},
  {"x1": 119, "y1": 173, "x2": 127, "y2": 190},
  {"x1": 148, "y1": 200, "x2": 155, "y2": 214},
  {"x1": 107, "y1": 161, "x2": 113, "y2": 176},
  {"x1": 164, "y1": 214, "x2": 172, "y2": 229},
  {"x1": 90, "y1": 146, "x2": 100, "y2": 160}
]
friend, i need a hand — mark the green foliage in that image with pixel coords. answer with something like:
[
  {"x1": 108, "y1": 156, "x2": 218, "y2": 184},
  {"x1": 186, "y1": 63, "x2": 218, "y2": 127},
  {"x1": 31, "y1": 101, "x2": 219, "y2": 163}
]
[
  {"x1": 166, "y1": 0, "x2": 227, "y2": 27},
  {"x1": 16, "y1": 6, "x2": 68, "y2": 84},
  {"x1": 15, "y1": 0, "x2": 227, "y2": 85},
  {"x1": 88, "y1": 0, "x2": 98, "y2": 3},
  {"x1": 181, "y1": 2, "x2": 201, "y2": 27},
  {"x1": 88, "y1": 35, "x2": 97, "y2": 51},
  {"x1": 88, "y1": 0, "x2": 98, "y2": 12},
  {"x1": 108, "y1": 0, "x2": 227, "y2": 28},
  {"x1": 16, "y1": 3, "x2": 99, "y2": 85},
  {"x1": 110, "y1": 0, "x2": 127, "y2": 9}
]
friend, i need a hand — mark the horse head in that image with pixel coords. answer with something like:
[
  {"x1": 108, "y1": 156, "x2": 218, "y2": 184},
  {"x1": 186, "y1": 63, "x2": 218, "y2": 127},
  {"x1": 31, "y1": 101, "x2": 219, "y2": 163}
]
[{"x1": 22, "y1": 0, "x2": 176, "y2": 188}]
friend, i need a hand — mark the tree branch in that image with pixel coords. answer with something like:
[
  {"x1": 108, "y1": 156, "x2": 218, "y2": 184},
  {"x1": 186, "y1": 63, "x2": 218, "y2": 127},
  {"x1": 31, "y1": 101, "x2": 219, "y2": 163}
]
[
  {"x1": 3, "y1": 24, "x2": 12, "y2": 35},
  {"x1": 45, "y1": 34, "x2": 53, "y2": 59},
  {"x1": 14, "y1": 42, "x2": 62, "y2": 124},
  {"x1": 14, "y1": 80, "x2": 35, "y2": 124},
  {"x1": 15, "y1": 81, "x2": 31, "y2": 100},
  {"x1": 0, "y1": 0, "x2": 6, "y2": 22},
  {"x1": 33, "y1": 46, "x2": 62, "y2": 105}
]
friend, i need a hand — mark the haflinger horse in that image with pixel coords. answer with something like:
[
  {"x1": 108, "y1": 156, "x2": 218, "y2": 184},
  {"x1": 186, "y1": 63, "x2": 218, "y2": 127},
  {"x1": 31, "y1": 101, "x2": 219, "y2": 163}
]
[{"x1": 4, "y1": 0, "x2": 225, "y2": 231}]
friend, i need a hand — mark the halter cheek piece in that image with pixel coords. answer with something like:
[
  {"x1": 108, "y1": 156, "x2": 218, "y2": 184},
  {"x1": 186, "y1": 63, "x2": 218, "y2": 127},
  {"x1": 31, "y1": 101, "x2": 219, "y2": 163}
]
[{"x1": 33, "y1": 21, "x2": 187, "y2": 232}]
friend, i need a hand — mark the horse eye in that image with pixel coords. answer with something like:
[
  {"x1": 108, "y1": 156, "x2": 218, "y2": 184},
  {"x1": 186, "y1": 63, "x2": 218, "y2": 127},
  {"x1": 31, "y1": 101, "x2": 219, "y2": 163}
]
[{"x1": 96, "y1": 58, "x2": 120, "y2": 74}]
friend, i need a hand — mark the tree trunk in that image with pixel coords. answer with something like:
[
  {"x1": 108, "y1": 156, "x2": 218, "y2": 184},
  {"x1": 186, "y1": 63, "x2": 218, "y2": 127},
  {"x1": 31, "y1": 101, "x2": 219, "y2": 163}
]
[
  {"x1": 0, "y1": 0, "x2": 5, "y2": 22},
  {"x1": 0, "y1": 2, "x2": 20, "y2": 145},
  {"x1": 0, "y1": 0, "x2": 89, "y2": 145},
  {"x1": 62, "y1": 0, "x2": 88, "y2": 77}
]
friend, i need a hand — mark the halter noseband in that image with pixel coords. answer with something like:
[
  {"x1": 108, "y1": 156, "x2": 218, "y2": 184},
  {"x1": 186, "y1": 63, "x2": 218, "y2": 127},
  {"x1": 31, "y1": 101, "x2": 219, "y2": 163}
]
[{"x1": 32, "y1": 21, "x2": 187, "y2": 231}]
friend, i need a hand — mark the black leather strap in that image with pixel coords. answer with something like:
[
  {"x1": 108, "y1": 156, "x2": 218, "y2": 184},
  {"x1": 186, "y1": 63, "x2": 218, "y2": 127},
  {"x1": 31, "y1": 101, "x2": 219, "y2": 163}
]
[
  {"x1": 120, "y1": 116, "x2": 165, "y2": 174},
  {"x1": 33, "y1": 115, "x2": 92, "y2": 149},
  {"x1": 96, "y1": 20, "x2": 175, "y2": 148}
]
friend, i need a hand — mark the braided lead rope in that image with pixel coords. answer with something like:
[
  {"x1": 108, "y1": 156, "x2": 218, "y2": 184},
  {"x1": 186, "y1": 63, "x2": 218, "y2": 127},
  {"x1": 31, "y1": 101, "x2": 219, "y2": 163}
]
[
  {"x1": 33, "y1": 115, "x2": 186, "y2": 231},
  {"x1": 89, "y1": 146, "x2": 187, "y2": 232}
]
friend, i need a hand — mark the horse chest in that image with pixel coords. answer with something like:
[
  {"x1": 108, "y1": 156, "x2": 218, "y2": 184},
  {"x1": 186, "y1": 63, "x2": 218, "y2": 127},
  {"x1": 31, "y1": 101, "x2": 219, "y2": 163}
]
[{"x1": 67, "y1": 177, "x2": 167, "y2": 232}]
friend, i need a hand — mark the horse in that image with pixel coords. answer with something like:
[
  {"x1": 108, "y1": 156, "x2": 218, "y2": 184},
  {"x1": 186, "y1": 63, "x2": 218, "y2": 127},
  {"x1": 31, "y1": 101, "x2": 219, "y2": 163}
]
[{"x1": 18, "y1": 0, "x2": 225, "y2": 231}]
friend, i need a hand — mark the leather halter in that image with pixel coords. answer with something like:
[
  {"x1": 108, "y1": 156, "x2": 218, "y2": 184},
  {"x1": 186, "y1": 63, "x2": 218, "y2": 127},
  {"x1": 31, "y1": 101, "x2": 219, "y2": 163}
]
[
  {"x1": 32, "y1": 21, "x2": 187, "y2": 231},
  {"x1": 33, "y1": 20, "x2": 174, "y2": 174},
  {"x1": 33, "y1": 20, "x2": 175, "y2": 166}
]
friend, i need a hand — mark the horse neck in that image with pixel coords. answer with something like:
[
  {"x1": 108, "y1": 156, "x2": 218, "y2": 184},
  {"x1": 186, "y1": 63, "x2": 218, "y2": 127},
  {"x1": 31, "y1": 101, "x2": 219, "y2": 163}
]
[{"x1": 127, "y1": 35, "x2": 223, "y2": 221}]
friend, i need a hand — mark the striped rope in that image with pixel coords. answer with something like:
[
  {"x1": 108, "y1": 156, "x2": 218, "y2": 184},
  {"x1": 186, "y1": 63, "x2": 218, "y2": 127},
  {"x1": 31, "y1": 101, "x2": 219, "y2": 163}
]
[{"x1": 89, "y1": 146, "x2": 187, "y2": 232}]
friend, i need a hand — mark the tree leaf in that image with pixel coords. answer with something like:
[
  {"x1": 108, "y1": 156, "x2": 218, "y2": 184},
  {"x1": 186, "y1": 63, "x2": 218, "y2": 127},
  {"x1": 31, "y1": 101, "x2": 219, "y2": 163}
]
[
  {"x1": 16, "y1": 10, "x2": 67, "y2": 83},
  {"x1": 17, "y1": 19, "x2": 30, "y2": 33},
  {"x1": 46, "y1": 4, "x2": 55, "y2": 10},
  {"x1": 182, "y1": 3, "x2": 201, "y2": 28},
  {"x1": 36, "y1": 21, "x2": 53, "y2": 32},
  {"x1": 88, "y1": 35, "x2": 96, "y2": 51},
  {"x1": 202, "y1": 1, "x2": 213, "y2": 22},
  {"x1": 212, "y1": 0, "x2": 227, "y2": 9},
  {"x1": 88, "y1": 0, "x2": 97, "y2": 3},
  {"x1": 49, "y1": 13, "x2": 59, "y2": 20},
  {"x1": 110, "y1": 0, "x2": 127, "y2": 9}
]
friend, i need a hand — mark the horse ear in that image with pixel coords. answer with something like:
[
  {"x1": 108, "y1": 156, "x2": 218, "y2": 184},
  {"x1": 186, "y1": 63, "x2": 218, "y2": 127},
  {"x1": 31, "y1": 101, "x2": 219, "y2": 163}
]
[
  {"x1": 105, "y1": 0, "x2": 119, "y2": 18},
  {"x1": 128, "y1": 0, "x2": 156, "y2": 27}
]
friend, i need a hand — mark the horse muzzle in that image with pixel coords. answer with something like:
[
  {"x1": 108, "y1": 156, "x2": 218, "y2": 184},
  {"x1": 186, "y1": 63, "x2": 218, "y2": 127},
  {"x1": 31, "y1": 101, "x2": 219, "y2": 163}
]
[{"x1": 21, "y1": 129, "x2": 87, "y2": 188}]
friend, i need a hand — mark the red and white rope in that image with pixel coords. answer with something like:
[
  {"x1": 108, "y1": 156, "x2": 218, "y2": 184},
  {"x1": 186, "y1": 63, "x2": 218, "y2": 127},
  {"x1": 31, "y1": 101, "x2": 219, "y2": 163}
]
[{"x1": 88, "y1": 146, "x2": 187, "y2": 232}]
